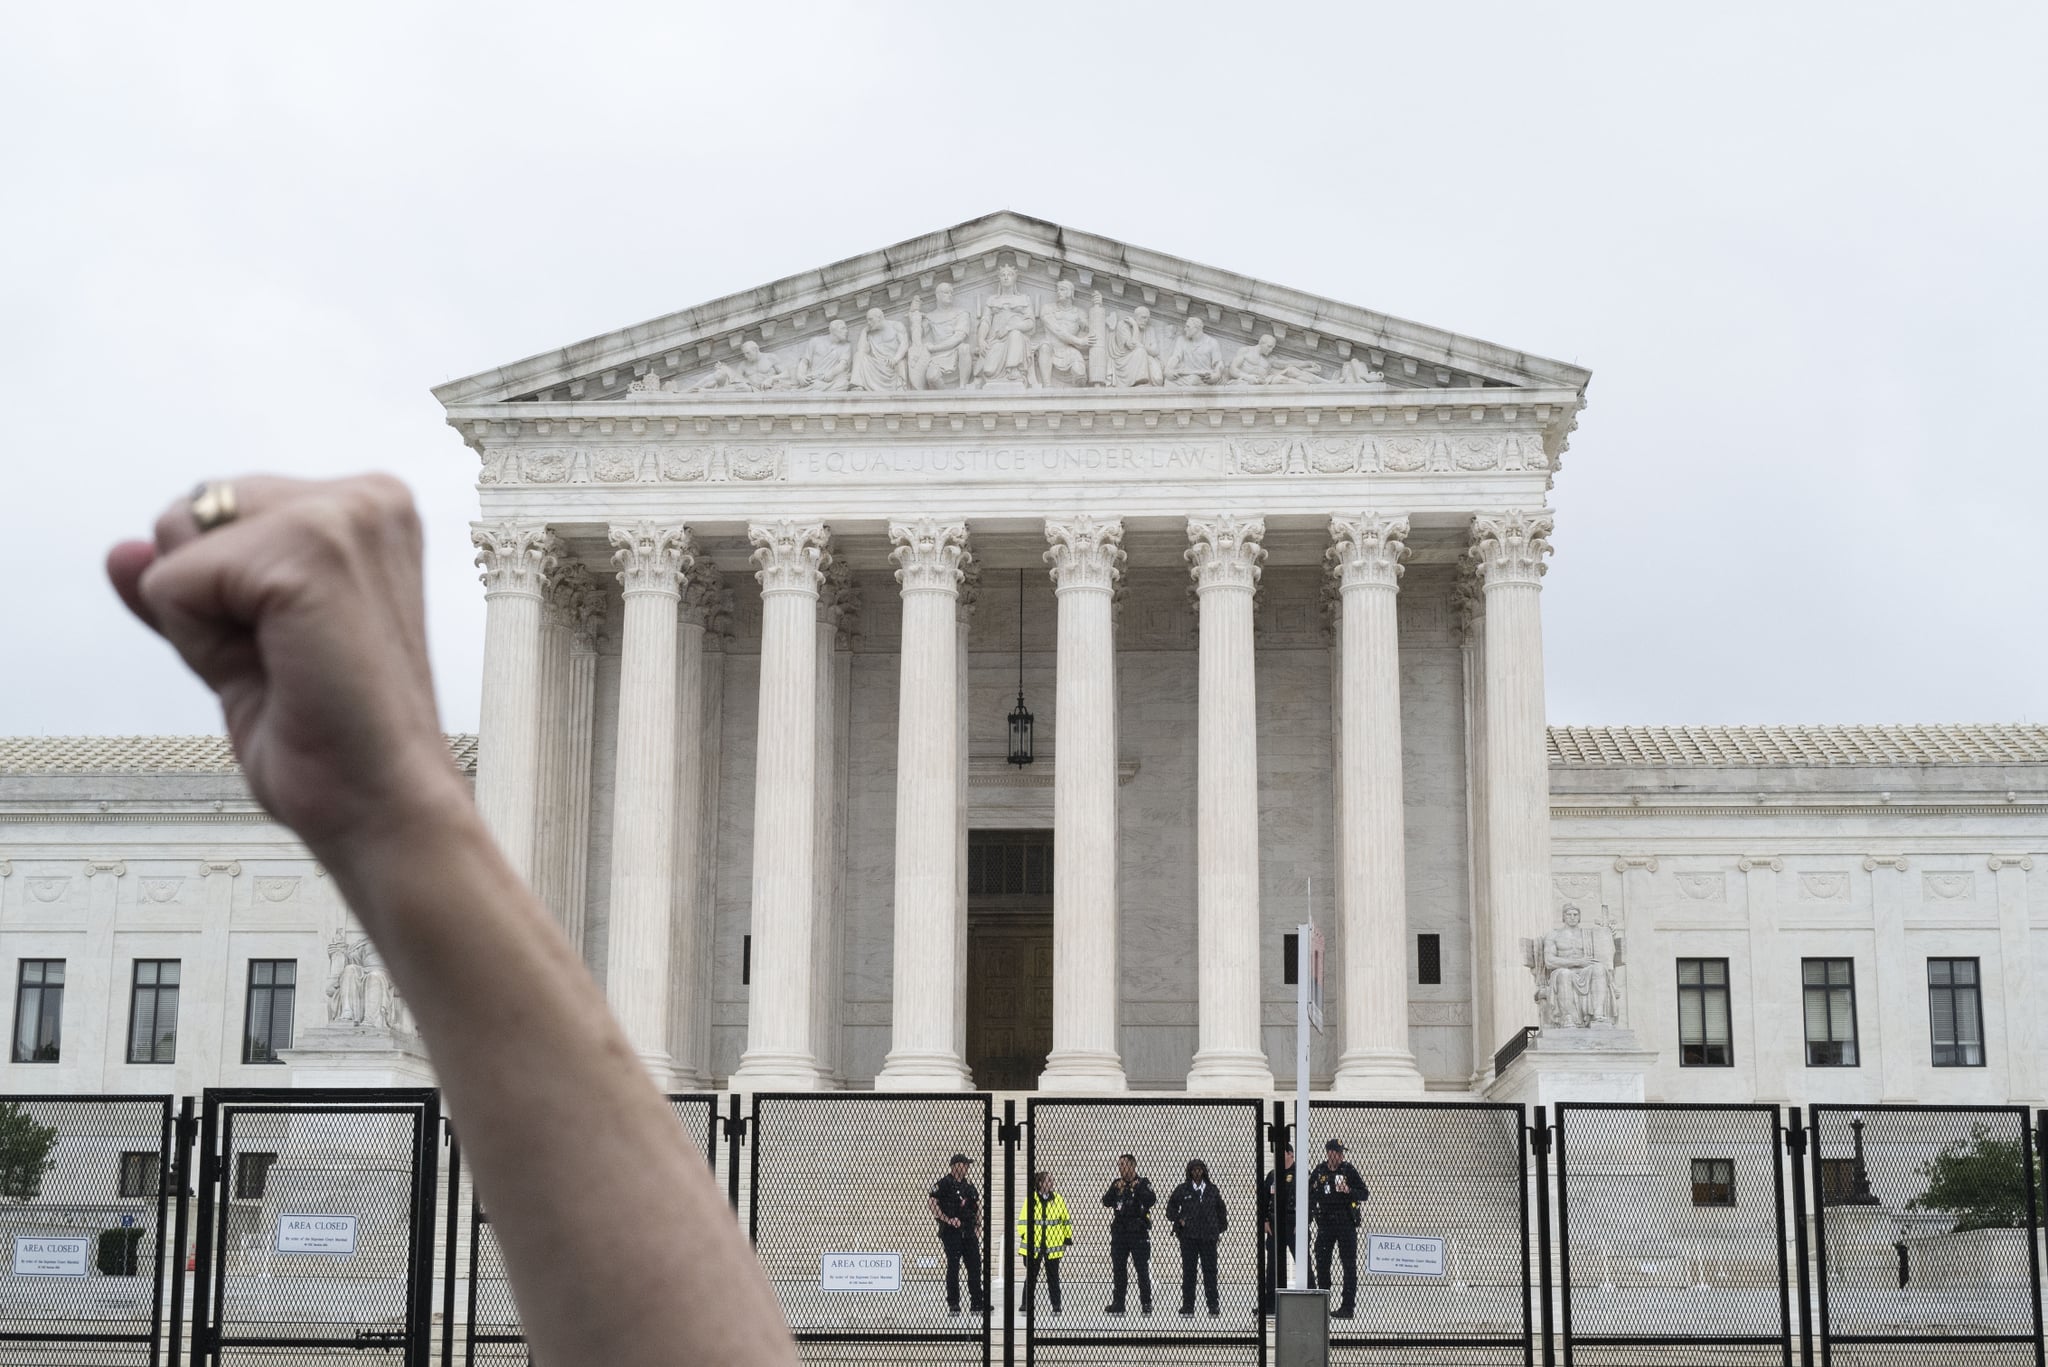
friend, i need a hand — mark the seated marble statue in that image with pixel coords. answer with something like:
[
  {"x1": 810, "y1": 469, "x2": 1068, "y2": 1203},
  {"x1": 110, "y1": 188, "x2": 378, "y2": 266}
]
[
  {"x1": 794, "y1": 318, "x2": 854, "y2": 392},
  {"x1": 1165, "y1": 316, "x2": 1225, "y2": 386},
  {"x1": 1530, "y1": 904, "x2": 1615, "y2": 1028},
  {"x1": 1229, "y1": 334, "x2": 1326, "y2": 386},
  {"x1": 975, "y1": 263, "x2": 1037, "y2": 387},
  {"x1": 849, "y1": 307, "x2": 910, "y2": 392},
  {"x1": 1035, "y1": 279, "x2": 1093, "y2": 387},
  {"x1": 690, "y1": 340, "x2": 788, "y2": 393},
  {"x1": 1333, "y1": 354, "x2": 1387, "y2": 385},
  {"x1": 1109, "y1": 305, "x2": 1163, "y2": 387},
  {"x1": 910, "y1": 283, "x2": 974, "y2": 390}
]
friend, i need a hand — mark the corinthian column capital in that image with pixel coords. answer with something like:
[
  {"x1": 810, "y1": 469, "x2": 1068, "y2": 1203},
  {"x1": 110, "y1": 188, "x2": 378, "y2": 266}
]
[
  {"x1": 1328, "y1": 513, "x2": 1411, "y2": 592},
  {"x1": 543, "y1": 562, "x2": 603, "y2": 630},
  {"x1": 473, "y1": 522, "x2": 561, "y2": 596},
  {"x1": 1470, "y1": 510, "x2": 1555, "y2": 588},
  {"x1": 889, "y1": 518, "x2": 969, "y2": 595},
  {"x1": 1186, "y1": 514, "x2": 1266, "y2": 592},
  {"x1": 749, "y1": 520, "x2": 831, "y2": 596},
  {"x1": 1044, "y1": 516, "x2": 1125, "y2": 592},
  {"x1": 956, "y1": 554, "x2": 982, "y2": 624},
  {"x1": 678, "y1": 561, "x2": 725, "y2": 628},
  {"x1": 610, "y1": 523, "x2": 693, "y2": 597}
]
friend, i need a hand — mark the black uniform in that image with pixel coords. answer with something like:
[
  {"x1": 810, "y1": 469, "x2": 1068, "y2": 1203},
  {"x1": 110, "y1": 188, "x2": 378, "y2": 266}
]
[
  {"x1": 1309, "y1": 1159, "x2": 1367, "y2": 1315},
  {"x1": 1100, "y1": 1175, "x2": 1156, "y2": 1313},
  {"x1": 930, "y1": 1172, "x2": 987, "y2": 1313},
  {"x1": 1261, "y1": 1163, "x2": 1297, "y2": 1299},
  {"x1": 1165, "y1": 1178, "x2": 1228, "y2": 1315}
]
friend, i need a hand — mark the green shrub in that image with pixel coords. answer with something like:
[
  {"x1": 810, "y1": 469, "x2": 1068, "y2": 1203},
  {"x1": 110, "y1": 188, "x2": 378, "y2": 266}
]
[
  {"x1": 96, "y1": 1226, "x2": 144, "y2": 1276},
  {"x1": 1906, "y1": 1122, "x2": 2046, "y2": 1232},
  {"x1": 0, "y1": 1103, "x2": 58, "y2": 1204}
]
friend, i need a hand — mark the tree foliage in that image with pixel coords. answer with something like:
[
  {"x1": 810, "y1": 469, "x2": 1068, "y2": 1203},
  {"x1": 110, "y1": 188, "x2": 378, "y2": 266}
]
[
  {"x1": 1905, "y1": 1122, "x2": 2045, "y2": 1232},
  {"x1": 0, "y1": 1103, "x2": 59, "y2": 1204}
]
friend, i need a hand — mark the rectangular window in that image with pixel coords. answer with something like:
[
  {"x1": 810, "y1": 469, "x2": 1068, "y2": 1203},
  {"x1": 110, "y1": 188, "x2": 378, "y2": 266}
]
[
  {"x1": 233, "y1": 1151, "x2": 277, "y2": 1201},
  {"x1": 119, "y1": 1151, "x2": 160, "y2": 1199},
  {"x1": 243, "y1": 960, "x2": 296, "y2": 1065},
  {"x1": 1677, "y1": 958, "x2": 1733, "y2": 1067},
  {"x1": 1417, "y1": 934, "x2": 1442, "y2": 986},
  {"x1": 1690, "y1": 1158, "x2": 1736, "y2": 1207},
  {"x1": 1817, "y1": 1158, "x2": 1859, "y2": 1207},
  {"x1": 12, "y1": 959, "x2": 64, "y2": 1063},
  {"x1": 1928, "y1": 957, "x2": 1986, "y2": 1067},
  {"x1": 127, "y1": 960, "x2": 180, "y2": 1064},
  {"x1": 1283, "y1": 933, "x2": 1299, "y2": 985},
  {"x1": 1802, "y1": 958, "x2": 1859, "y2": 1067}
]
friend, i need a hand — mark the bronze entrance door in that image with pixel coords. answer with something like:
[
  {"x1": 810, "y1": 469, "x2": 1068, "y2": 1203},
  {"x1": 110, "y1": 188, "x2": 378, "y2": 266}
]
[{"x1": 965, "y1": 830, "x2": 1053, "y2": 1091}]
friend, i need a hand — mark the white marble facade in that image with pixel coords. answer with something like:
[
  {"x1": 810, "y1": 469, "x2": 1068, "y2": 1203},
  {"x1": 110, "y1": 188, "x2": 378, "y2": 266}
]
[{"x1": 2, "y1": 215, "x2": 2044, "y2": 1104}]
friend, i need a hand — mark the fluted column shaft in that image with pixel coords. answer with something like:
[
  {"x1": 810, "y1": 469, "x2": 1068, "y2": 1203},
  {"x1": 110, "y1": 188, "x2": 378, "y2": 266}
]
[
  {"x1": 535, "y1": 565, "x2": 603, "y2": 955},
  {"x1": 878, "y1": 520, "x2": 973, "y2": 1089},
  {"x1": 604, "y1": 523, "x2": 692, "y2": 1082},
  {"x1": 1187, "y1": 516, "x2": 1277, "y2": 1094},
  {"x1": 472, "y1": 523, "x2": 559, "y2": 879},
  {"x1": 810, "y1": 565, "x2": 857, "y2": 1086},
  {"x1": 731, "y1": 520, "x2": 832, "y2": 1091},
  {"x1": 1331, "y1": 516, "x2": 1427, "y2": 1094},
  {"x1": 1473, "y1": 511, "x2": 1555, "y2": 1061},
  {"x1": 1040, "y1": 517, "x2": 1128, "y2": 1091},
  {"x1": 665, "y1": 566, "x2": 719, "y2": 1090}
]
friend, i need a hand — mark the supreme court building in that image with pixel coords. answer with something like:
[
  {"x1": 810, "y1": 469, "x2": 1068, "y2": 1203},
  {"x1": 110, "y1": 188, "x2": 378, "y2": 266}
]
[{"x1": 3, "y1": 213, "x2": 2044, "y2": 1106}]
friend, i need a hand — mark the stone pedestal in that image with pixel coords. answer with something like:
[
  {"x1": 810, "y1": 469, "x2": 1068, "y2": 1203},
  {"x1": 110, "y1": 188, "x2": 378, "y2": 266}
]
[
  {"x1": 1484, "y1": 1027, "x2": 1654, "y2": 1109},
  {"x1": 283, "y1": 1025, "x2": 435, "y2": 1089}
]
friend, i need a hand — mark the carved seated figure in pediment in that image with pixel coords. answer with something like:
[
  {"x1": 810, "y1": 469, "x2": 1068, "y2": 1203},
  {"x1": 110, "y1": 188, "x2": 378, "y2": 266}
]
[
  {"x1": 1108, "y1": 305, "x2": 1163, "y2": 387},
  {"x1": 795, "y1": 318, "x2": 854, "y2": 392},
  {"x1": 690, "y1": 340, "x2": 790, "y2": 393},
  {"x1": 1333, "y1": 354, "x2": 1387, "y2": 386},
  {"x1": 1521, "y1": 904, "x2": 1622, "y2": 1029},
  {"x1": 909, "y1": 283, "x2": 974, "y2": 391},
  {"x1": 849, "y1": 307, "x2": 910, "y2": 392},
  {"x1": 1229, "y1": 333, "x2": 1326, "y2": 386},
  {"x1": 974, "y1": 262, "x2": 1037, "y2": 388},
  {"x1": 1165, "y1": 316, "x2": 1225, "y2": 386}
]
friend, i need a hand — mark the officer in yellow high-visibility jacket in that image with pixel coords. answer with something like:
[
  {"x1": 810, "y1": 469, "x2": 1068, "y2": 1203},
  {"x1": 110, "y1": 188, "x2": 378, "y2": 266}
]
[{"x1": 1016, "y1": 1170, "x2": 1073, "y2": 1316}]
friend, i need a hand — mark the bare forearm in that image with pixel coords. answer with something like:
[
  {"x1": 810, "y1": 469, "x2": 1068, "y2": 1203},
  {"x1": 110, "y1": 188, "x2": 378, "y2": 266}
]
[{"x1": 321, "y1": 788, "x2": 791, "y2": 1367}]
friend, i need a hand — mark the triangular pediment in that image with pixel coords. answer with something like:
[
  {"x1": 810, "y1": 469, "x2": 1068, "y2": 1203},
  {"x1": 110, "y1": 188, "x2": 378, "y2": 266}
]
[{"x1": 433, "y1": 211, "x2": 1590, "y2": 409}]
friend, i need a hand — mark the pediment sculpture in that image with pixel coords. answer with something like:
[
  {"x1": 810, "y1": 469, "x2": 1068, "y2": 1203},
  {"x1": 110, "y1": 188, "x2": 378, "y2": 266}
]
[
  {"x1": 326, "y1": 929, "x2": 415, "y2": 1036},
  {"x1": 641, "y1": 257, "x2": 1404, "y2": 397},
  {"x1": 1520, "y1": 903, "x2": 1628, "y2": 1030}
]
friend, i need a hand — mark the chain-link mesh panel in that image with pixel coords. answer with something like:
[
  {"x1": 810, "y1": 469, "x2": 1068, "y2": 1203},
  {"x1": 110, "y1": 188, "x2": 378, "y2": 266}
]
[
  {"x1": 1292, "y1": 1101, "x2": 1530, "y2": 1366},
  {"x1": 752, "y1": 1093, "x2": 992, "y2": 1365},
  {"x1": 461, "y1": 1093, "x2": 719, "y2": 1364},
  {"x1": 1811, "y1": 1105, "x2": 2043, "y2": 1367},
  {"x1": 1556, "y1": 1104, "x2": 1790, "y2": 1367},
  {"x1": 1025, "y1": 1098, "x2": 1264, "y2": 1365},
  {"x1": 198, "y1": 1093, "x2": 436, "y2": 1367},
  {"x1": 0, "y1": 1095, "x2": 172, "y2": 1367}
]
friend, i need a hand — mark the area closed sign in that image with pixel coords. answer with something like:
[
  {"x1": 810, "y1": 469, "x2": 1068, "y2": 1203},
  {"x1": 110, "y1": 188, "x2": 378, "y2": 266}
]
[
  {"x1": 1367, "y1": 1234, "x2": 1445, "y2": 1277},
  {"x1": 276, "y1": 1215, "x2": 358, "y2": 1255},
  {"x1": 820, "y1": 1252, "x2": 901, "y2": 1291},
  {"x1": 11, "y1": 1236, "x2": 90, "y2": 1276}
]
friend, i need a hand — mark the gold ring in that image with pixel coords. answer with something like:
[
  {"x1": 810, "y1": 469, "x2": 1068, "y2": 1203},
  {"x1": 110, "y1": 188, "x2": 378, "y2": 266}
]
[{"x1": 189, "y1": 481, "x2": 240, "y2": 533}]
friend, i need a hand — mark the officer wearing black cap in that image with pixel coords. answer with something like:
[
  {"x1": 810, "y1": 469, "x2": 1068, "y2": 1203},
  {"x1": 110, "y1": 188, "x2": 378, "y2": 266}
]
[
  {"x1": 928, "y1": 1153, "x2": 987, "y2": 1317},
  {"x1": 1310, "y1": 1139, "x2": 1367, "y2": 1319}
]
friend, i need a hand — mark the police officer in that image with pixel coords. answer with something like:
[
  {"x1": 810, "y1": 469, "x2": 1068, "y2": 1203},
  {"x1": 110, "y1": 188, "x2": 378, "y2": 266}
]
[
  {"x1": 928, "y1": 1153, "x2": 987, "y2": 1317},
  {"x1": 1100, "y1": 1153, "x2": 1156, "y2": 1316},
  {"x1": 1261, "y1": 1142, "x2": 1296, "y2": 1307},
  {"x1": 1310, "y1": 1139, "x2": 1367, "y2": 1320}
]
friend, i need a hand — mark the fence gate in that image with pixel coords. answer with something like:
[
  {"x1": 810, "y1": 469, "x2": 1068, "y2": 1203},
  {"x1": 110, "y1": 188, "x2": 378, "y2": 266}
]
[
  {"x1": 1293, "y1": 1100, "x2": 1530, "y2": 1366},
  {"x1": 459, "y1": 1093, "x2": 719, "y2": 1364},
  {"x1": 752, "y1": 1092, "x2": 993, "y2": 1364},
  {"x1": 1026, "y1": 1097, "x2": 1266, "y2": 1365},
  {"x1": 0, "y1": 1094, "x2": 175, "y2": 1366},
  {"x1": 191, "y1": 1087, "x2": 439, "y2": 1367},
  {"x1": 1555, "y1": 1103, "x2": 1792, "y2": 1367},
  {"x1": 1809, "y1": 1104, "x2": 2044, "y2": 1367}
]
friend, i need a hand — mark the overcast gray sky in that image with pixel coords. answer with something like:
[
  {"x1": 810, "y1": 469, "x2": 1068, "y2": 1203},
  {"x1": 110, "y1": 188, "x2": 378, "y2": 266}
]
[{"x1": 4, "y1": 2, "x2": 2041, "y2": 737}]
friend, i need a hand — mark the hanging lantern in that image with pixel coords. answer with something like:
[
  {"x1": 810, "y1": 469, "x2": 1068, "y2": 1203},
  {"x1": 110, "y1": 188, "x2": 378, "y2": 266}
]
[{"x1": 1007, "y1": 569, "x2": 1034, "y2": 766}]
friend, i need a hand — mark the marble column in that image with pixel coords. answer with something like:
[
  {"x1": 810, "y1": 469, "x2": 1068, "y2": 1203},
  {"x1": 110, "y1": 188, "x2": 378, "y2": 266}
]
[
  {"x1": 878, "y1": 519, "x2": 975, "y2": 1089},
  {"x1": 1471, "y1": 510, "x2": 1554, "y2": 1060},
  {"x1": 688, "y1": 596, "x2": 732, "y2": 1086},
  {"x1": 1330, "y1": 515, "x2": 1427, "y2": 1095},
  {"x1": 1990, "y1": 855, "x2": 2039, "y2": 1100},
  {"x1": 1186, "y1": 515, "x2": 1277, "y2": 1094},
  {"x1": 953, "y1": 559, "x2": 979, "y2": 1072},
  {"x1": 535, "y1": 564, "x2": 603, "y2": 951},
  {"x1": 730, "y1": 519, "x2": 832, "y2": 1091},
  {"x1": 664, "y1": 563, "x2": 721, "y2": 1091},
  {"x1": 810, "y1": 562, "x2": 859, "y2": 1087},
  {"x1": 1040, "y1": 517, "x2": 1128, "y2": 1091},
  {"x1": 560, "y1": 587, "x2": 605, "y2": 961},
  {"x1": 603, "y1": 522, "x2": 692, "y2": 1084},
  {"x1": 471, "y1": 522, "x2": 560, "y2": 880},
  {"x1": 1455, "y1": 568, "x2": 1493, "y2": 1086}
]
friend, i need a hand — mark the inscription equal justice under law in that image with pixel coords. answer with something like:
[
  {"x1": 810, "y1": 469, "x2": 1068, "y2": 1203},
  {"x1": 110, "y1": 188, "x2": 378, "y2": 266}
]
[{"x1": 805, "y1": 443, "x2": 1227, "y2": 479}]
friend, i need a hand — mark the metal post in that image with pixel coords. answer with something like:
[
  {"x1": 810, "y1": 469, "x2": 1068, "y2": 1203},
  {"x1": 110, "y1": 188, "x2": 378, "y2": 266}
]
[
  {"x1": 442, "y1": 1123, "x2": 461, "y2": 1367},
  {"x1": 1294, "y1": 923, "x2": 1312, "y2": 1289},
  {"x1": 1531, "y1": 1106, "x2": 1555, "y2": 1367},
  {"x1": 1786, "y1": 1108, "x2": 1815, "y2": 1367},
  {"x1": 189, "y1": 1095, "x2": 218, "y2": 1367},
  {"x1": 166, "y1": 1097, "x2": 193, "y2": 1367},
  {"x1": 412, "y1": 1093, "x2": 442, "y2": 1367},
  {"x1": 725, "y1": 1094, "x2": 745, "y2": 1215},
  {"x1": 1268, "y1": 1101, "x2": 1286, "y2": 1308},
  {"x1": 2027, "y1": 1112, "x2": 2045, "y2": 1367},
  {"x1": 1002, "y1": 1099, "x2": 1018, "y2": 1367}
]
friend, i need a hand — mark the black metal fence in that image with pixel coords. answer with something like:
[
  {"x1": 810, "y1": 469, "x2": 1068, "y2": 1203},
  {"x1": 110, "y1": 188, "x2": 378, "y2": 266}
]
[
  {"x1": 10, "y1": 1090, "x2": 2048, "y2": 1367},
  {"x1": 1809, "y1": 1105, "x2": 2044, "y2": 1367}
]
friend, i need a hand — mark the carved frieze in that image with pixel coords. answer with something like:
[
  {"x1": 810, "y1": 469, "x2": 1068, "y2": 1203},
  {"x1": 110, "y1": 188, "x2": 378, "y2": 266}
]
[
  {"x1": 1798, "y1": 872, "x2": 1851, "y2": 902},
  {"x1": 1676, "y1": 872, "x2": 1727, "y2": 901},
  {"x1": 1923, "y1": 871, "x2": 1975, "y2": 901}
]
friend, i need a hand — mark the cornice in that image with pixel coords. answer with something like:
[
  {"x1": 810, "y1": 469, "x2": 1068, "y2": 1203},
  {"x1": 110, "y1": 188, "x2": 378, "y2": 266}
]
[{"x1": 1555, "y1": 802, "x2": 2048, "y2": 820}]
